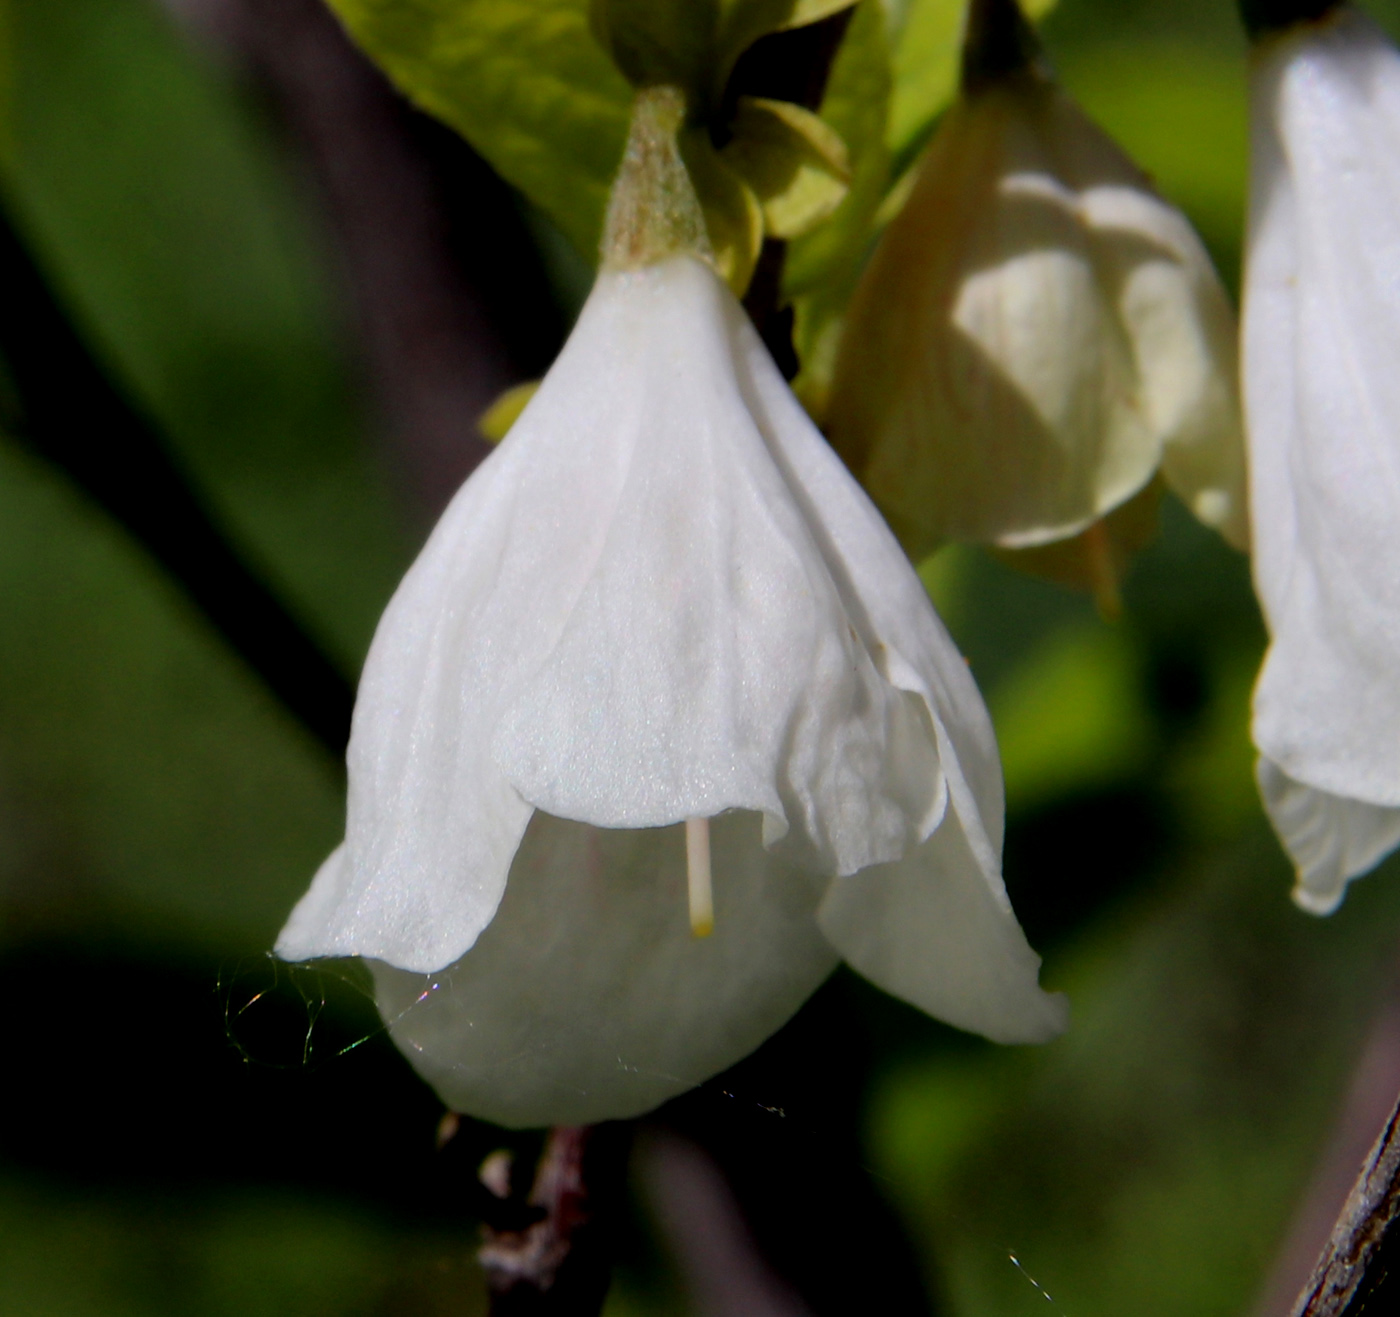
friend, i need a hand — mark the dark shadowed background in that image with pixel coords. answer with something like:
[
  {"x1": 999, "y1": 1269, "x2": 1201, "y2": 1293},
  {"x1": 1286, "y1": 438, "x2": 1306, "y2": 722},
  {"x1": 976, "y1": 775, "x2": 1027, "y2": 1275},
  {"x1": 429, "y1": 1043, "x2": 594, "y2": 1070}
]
[{"x1": 3, "y1": 0, "x2": 1400, "y2": 1313}]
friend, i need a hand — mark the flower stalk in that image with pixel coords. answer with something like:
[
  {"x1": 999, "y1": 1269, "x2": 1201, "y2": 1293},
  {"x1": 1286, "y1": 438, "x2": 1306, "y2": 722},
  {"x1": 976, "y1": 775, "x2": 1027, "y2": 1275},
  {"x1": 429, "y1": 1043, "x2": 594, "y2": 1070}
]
[
  {"x1": 1240, "y1": 0, "x2": 1342, "y2": 38},
  {"x1": 961, "y1": 0, "x2": 1043, "y2": 94},
  {"x1": 479, "y1": 1125, "x2": 631, "y2": 1317},
  {"x1": 600, "y1": 85, "x2": 710, "y2": 270}
]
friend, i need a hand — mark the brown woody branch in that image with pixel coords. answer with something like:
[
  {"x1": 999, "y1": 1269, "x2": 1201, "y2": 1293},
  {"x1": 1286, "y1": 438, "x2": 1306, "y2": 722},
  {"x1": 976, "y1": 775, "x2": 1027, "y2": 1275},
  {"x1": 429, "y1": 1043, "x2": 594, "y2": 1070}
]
[
  {"x1": 1292, "y1": 1094, "x2": 1400, "y2": 1316},
  {"x1": 478, "y1": 1125, "x2": 630, "y2": 1317}
]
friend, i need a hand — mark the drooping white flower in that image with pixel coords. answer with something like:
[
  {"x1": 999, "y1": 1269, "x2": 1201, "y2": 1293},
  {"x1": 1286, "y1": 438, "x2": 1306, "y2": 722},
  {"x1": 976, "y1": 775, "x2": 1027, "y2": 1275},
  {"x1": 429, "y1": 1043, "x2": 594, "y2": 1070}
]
[
  {"x1": 1245, "y1": 4, "x2": 1400, "y2": 914},
  {"x1": 276, "y1": 87, "x2": 1065, "y2": 1129},
  {"x1": 824, "y1": 4, "x2": 1247, "y2": 562}
]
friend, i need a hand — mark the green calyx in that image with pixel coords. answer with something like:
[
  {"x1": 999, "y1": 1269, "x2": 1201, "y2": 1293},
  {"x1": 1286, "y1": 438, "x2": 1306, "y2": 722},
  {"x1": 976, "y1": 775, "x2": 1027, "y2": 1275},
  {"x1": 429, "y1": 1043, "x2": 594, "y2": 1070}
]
[
  {"x1": 592, "y1": 0, "x2": 856, "y2": 295},
  {"x1": 601, "y1": 87, "x2": 713, "y2": 271},
  {"x1": 310, "y1": 0, "x2": 1065, "y2": 345},
  {"x1": 601, "y1": 75, "x2": 852, "y2": 294}
]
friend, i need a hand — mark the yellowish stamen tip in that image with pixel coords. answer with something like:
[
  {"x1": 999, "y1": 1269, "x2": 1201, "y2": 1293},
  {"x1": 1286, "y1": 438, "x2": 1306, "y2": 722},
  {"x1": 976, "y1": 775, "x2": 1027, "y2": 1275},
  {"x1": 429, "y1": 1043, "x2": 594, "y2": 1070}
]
[{"x1": 685, "y1": 817, "x2": 713, "y2": 938}]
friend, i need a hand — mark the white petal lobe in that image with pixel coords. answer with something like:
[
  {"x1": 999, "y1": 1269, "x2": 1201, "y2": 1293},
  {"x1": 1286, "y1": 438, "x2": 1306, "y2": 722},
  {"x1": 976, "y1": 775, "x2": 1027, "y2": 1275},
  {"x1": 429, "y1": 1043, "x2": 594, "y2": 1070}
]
[
  {"x1": 730, "y1": 294, "x2": 1010, "y2": 901},
  {"x1": 493, "y1": 258, "x2": 947, "y2": 877},
  {"x1": 1257, "y1": 758, "x2": 1400, "y2": 913},
  {"x1": 818, "y1": 815, "x2": 1067, "y2": 1044},
  {"x1": 370, "y1": 810, "x2": 838, "y2": 1129},
  {"x1": 1247, "y1": 10, "x2": 1400, "y2": 819}
]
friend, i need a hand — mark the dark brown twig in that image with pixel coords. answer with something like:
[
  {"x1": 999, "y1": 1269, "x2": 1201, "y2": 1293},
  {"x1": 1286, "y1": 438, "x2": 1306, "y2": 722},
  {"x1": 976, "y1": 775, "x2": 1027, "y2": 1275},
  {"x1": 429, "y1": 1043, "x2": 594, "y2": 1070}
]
[
  {"x1": 479, "y1": 1124, "x2": 630, "y2": 1317},
  {"x1": 1238, "y1": 0, "x2": 1342, "y2": 40},
  {"x1": 0, "y1": 200, "x2": 355, "y2": 761},
  {"x1": 164, "y1": 0, "x2": 561, "y2": 523},
  {"x1": 1292, "y1": 1094, "x2": 1400, "y2": 1316}
]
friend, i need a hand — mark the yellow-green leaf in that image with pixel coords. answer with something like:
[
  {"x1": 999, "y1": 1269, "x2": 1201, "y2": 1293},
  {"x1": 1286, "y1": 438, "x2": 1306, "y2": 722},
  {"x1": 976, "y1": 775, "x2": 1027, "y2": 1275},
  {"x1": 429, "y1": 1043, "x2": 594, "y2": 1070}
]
[
  {"x1": 477, "y1": 380, "x2": 540, "y2": 443},
  {"x1": 721, "y1": 96, "x2": 849, "y2": 239},
  {"x1": 784, "y1": 0, "x2": 891, "y2": 418},
  {"x1": 783, "y1": 0, "x2": 858, "y2": 27},
  {"x1": 680, "y1": 125, "x2": 764, "y2": 293},
  {"x1": 589, "y1": 0, "x2": 713, "y2": 93},
  {"x1": 323, "y1": 0, "x2": 632, "y2": 260}
]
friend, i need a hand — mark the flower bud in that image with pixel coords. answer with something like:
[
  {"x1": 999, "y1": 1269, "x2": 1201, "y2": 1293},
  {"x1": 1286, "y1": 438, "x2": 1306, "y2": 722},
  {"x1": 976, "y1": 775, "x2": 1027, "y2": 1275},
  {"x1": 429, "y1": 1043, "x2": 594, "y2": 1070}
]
[{"x1": 825, "y1": 5, "x2": 1246, "y2": 562}]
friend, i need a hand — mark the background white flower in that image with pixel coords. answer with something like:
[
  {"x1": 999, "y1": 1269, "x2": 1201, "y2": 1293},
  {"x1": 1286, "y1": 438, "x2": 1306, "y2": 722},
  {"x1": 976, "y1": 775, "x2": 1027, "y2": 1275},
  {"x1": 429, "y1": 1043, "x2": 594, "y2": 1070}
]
[
  {"x1": 1245, "y1": 5, "x2": 1400, "y2": 913},
  {"x1": 826, "y1": 61, "x2": 1246, "y2": 560}
]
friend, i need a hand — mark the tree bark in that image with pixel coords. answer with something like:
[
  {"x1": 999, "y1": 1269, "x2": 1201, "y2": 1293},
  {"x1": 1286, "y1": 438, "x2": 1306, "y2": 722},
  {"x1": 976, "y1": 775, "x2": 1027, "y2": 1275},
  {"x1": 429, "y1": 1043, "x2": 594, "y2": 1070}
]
[{"x1": 1292, "y1": 1092, "x2": 1400, "y2": 1315}]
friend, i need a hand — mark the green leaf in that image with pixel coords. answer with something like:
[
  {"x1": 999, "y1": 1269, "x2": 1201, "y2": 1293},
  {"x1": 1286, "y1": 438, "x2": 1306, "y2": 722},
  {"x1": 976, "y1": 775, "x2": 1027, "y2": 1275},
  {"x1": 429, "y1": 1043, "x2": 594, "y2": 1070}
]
[
  {"x1": 721, "y1": 96, "x2": 849, "y2": 239},
  {"x1": 478, "y1": 380, "x2": 540, "y2": 443},
  {"x1": 679, "y1": 125, "x2": 764, "y2": 292},
  {"x1": 324, "y1": 0, "x2": 633, "y2": 260},
  {"x1": 784, "y1": 0, "x2": 891, "y2": 418},
  {"x1": 784, "y1": 0, "x2": 858, "y2": 25},
  {"x1": 3, "y1": 0, "x2": 404, "y2": 953},
  {"x1": 589, "y1": 0, "x2": 714, "y2": 93},
  {"x1": 321, "y1": 0, "x2": 861, "y2": 267},
  {"x1": 0, "y1": 0, "x2": 10, "y2": 165},
  {"x1": 592, "y1": 0, "x2": 859, "y2": 118}
]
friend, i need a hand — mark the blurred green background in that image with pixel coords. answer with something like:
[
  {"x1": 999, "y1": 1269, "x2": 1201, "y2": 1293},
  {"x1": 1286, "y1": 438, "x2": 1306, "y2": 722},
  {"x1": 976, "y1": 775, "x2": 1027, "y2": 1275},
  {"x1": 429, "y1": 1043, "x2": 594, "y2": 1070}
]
[{"x1": 4, "y1": 0, "x2": 1400, "y2": 1313}]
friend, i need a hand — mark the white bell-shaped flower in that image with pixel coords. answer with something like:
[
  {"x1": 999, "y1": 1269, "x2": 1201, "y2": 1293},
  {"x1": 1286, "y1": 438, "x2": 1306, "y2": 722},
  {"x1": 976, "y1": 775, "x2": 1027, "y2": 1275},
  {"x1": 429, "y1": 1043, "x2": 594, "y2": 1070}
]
[
  {"x1": 825, "y1": 12, "x2": 1247, "y2": 560},
  {"x1": 276, "y1": 87, "x2": 1065, "y2": 1129},
  {"x1": 1246, "y1": 4, "x2": 1400, "y2": 914}
]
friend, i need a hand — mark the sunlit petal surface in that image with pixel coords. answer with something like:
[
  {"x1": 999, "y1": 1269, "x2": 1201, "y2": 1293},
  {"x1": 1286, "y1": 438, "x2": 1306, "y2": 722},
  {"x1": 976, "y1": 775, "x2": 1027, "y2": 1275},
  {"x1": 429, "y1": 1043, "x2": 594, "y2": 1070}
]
[
  {"x1": 828, "y1": 69, "x2": 1245, "y2": 556},
  {"x1": 280, "y1": 254, "x2": 1061, "y2": 1124},
  {"x1": 1246, "y1": 7, "x2": 1400, "y2": 902}
]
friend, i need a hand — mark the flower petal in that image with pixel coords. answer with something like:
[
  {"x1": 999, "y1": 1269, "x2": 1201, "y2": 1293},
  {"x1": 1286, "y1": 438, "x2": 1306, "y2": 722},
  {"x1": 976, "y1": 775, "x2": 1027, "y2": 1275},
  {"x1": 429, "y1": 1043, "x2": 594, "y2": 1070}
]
[
  {"x1": 274, "y1": 424, "x2": 552, "y2": 970},
  {"x1": 1247, "y1": 9, "x2": 1400, "y2": 813},
  {"x1": 1096, "y1": 190, "x2": 1247, "y2": 551},
  {"x1": 276, "y1": 843, "x2": 350, "y2": 962},
  {"x1": 827, "y1": 73, "x2": 1243, "y2": 554},
  {"x1": 730, "y1": 285, "x2": 1009, "y2": 903},
  {"x1": 370, "y1": 809, "x2": 839, "y2": 1128},
  {"x1": 493, "y1": 256, "x2": 944, "y2": 878},
  {"x1": 732, "y1": 278, "x2": 1069, "y2": 1039},
  {"x1": 1257, "y1": 757, "x2": 1400, "y2": 914},
  {"x1": 817, "y1": 810, "x2": 1068, "y2": 1044}
]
